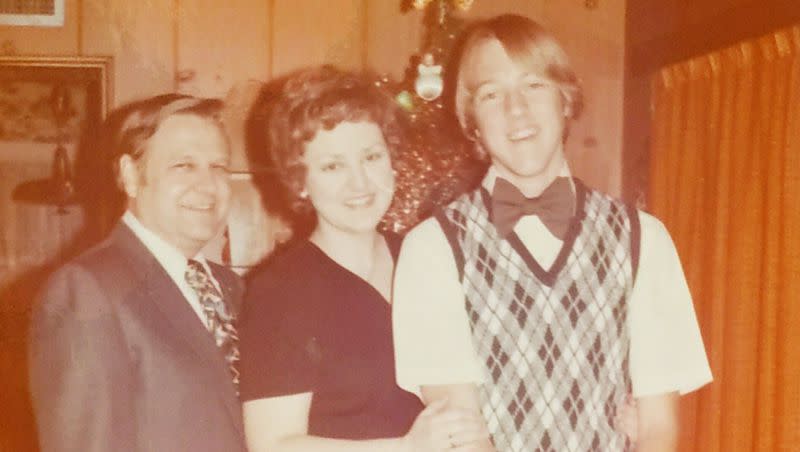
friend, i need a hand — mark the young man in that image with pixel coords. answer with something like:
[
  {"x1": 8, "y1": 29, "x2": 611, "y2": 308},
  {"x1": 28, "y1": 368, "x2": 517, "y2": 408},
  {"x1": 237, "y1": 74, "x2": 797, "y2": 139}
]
[
  {"x1": 393, "y1": 14, "x2": 712, "y2": 452},
  {"x1": 29, "y1": 95, "x2": 246, "y2": 452}
]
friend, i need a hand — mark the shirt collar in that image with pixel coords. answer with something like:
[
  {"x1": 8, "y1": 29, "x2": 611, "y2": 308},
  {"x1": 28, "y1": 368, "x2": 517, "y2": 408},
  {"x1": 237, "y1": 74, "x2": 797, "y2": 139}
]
[
  {"x1": 122, "y1": 211, "x2": 209, "y2": 280},
  {"x1": 481, "y1": 162, "x2": 573, "y2": 193}
]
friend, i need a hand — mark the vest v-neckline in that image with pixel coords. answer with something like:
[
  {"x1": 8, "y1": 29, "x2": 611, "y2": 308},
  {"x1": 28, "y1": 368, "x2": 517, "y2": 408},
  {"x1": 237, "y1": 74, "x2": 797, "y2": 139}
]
[{"x1": 480, "y1": 180, "x2": 587, "y2": 287}]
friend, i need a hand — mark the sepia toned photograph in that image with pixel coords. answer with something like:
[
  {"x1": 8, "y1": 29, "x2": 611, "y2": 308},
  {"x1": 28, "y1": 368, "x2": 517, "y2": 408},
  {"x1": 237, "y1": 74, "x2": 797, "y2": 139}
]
[
  {"x1": 0, "y1": 1, "x2": 798, "y2": 451},
  {"x1": 0, "y1": 56, "x2": 111, "y2": 144}
]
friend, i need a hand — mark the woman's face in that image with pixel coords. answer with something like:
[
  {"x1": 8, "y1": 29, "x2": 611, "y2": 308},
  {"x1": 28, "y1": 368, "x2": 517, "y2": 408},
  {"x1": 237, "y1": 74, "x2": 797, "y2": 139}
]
[{"x1": 302, "y1": 120, "x2": 395, "y2": 235}]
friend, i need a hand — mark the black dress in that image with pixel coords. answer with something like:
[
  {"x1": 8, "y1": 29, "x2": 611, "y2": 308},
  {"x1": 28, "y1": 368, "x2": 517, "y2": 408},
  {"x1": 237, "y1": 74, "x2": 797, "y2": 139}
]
[{"x1": 238, "y1": 235, "x2": 423, "y2": 440}]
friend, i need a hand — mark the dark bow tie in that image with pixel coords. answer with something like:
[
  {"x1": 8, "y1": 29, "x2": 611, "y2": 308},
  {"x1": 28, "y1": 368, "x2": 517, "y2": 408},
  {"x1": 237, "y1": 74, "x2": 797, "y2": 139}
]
[{"x1": 490, "y1": 177, "x2": 575, "y2": 239}]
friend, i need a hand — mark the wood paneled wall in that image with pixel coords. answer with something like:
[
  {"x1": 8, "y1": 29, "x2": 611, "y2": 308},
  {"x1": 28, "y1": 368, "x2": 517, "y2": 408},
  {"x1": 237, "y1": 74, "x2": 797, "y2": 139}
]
[
  {"x1": 0, "y1": 0, "x2": 628, "y2": 280},
  {"x1": 1, "y1": 0, "x2": 626, "y2": 194},
  {"x1": 0, "y1": 2, "x2": 625, "y2": 450}
]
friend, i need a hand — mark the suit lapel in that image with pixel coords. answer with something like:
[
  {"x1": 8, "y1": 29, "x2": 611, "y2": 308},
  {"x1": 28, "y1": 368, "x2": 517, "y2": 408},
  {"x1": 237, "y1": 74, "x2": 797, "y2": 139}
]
[{"x1": 110, "y1": 224, "x2": 244, "y2": 437}]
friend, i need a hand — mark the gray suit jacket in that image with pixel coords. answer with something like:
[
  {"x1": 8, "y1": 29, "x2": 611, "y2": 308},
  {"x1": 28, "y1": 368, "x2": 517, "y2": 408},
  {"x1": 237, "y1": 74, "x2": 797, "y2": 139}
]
[{"x1": 29, "y1": 223, "x2": 246, "y2": 452}]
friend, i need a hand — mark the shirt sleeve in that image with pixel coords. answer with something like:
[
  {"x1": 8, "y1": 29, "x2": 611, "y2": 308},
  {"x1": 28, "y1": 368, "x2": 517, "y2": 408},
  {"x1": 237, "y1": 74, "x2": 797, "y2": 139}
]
[
  {"x1": 238, "y1": 268, "x2": 320, "y2": 401},
  {"x1": 392, "y1": 218, "x2": 485, "y2": 396},
  {"x1": 628, "y1": 212, "x2": 713, "y2": 397}
]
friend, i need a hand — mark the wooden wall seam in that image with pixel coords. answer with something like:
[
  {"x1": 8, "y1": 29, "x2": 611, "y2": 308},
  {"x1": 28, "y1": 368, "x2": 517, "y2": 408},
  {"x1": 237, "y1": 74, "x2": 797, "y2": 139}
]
[
  {"x1": 172, "y1": 0, "x2": 180, "y2": 91},
  {"x1": 361, "y1": 0, "x2": 369, "y2": 71},
  {"x1": 76, "y1": 0, "x2": 83, "y2": 55},
  {"x1": 267, "y1": 0, "x2": 274, "y2": 79}
]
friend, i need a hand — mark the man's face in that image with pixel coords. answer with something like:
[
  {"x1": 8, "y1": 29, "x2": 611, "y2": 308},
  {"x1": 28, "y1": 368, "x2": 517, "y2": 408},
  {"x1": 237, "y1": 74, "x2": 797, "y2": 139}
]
[
  {"x1": 463, "y1": 38, "x2": 569, "y2": 192},
  {"x1": 122, "y1": 113, "x2": 231, "y2": 257}
]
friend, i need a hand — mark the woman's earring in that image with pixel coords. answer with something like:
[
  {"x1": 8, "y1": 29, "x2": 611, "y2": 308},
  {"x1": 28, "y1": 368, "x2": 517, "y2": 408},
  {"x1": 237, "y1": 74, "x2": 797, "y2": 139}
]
[
  {"x1": 474, "y1": 141, "x2": 489, "y2": 161},
  {"x1": 299, "y1": 189, "x2": 308, "y2": 199}
]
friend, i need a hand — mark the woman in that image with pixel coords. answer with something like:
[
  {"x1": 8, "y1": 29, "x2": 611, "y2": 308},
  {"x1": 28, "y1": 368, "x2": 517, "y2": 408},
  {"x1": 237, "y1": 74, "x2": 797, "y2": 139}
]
[{"x1": 238, "y1": 66, "x2": 489, "y2": 451}]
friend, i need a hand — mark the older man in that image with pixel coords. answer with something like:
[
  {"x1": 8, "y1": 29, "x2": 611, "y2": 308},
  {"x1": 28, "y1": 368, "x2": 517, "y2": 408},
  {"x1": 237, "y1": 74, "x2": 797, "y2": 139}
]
[{"x1": 29, "y1": 94, "x2": 245, "y2": 452}]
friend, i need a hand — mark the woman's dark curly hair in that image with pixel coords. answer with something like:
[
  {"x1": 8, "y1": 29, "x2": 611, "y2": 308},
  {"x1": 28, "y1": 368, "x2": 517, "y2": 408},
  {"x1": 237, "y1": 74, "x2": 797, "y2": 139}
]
[{"x1": 260, "y1": 65, "x2": 407, "y2": 216}]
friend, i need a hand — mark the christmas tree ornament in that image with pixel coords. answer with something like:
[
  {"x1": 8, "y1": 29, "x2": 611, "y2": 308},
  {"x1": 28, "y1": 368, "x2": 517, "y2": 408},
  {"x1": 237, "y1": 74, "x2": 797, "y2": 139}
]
[
  {"x1": 379, "y1": 0, "x2": 484, "y2": 232},
  {"x1": 412, "y1": 0, "x2": 434, "y2": 10},
  {"x1": 414, "y1": 53, "x2": 444, "y2": 101},
  {"x1": 452, "y1": 0, "x2": 475, "y2": 11},
  {"x1": 395, "y1": 90, "x2": 415, "y2": 111}
]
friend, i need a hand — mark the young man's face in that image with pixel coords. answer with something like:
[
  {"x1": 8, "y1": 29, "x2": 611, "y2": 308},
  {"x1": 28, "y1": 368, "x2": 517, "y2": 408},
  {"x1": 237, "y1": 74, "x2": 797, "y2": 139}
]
[
  {"x1": 121, "y1": 113, "x2": 232, "y2": 257},
  {"x1": 463, "y1": 38, "x2": 569, "y2": 193}
]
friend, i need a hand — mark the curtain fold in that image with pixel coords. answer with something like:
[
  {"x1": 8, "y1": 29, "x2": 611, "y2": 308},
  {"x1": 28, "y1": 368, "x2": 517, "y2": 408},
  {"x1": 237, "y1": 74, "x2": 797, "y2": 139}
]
[{"x1": 649, "y1": 24, "x2": 800, "y2": 451}]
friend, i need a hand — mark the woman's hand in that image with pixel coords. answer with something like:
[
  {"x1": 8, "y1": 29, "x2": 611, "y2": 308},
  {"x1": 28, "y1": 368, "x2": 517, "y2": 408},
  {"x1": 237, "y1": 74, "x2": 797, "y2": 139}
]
[
  {"x1": 403, "y1": 399, "x2": 491, "y2": 451},
  {"x1": 615, "y1": 394, "x2": 639, "y2": 443}
]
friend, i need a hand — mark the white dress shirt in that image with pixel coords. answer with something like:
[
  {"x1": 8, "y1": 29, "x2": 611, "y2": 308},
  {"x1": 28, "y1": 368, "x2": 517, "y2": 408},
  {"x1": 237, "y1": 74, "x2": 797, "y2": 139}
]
[
  {"x1": 122, "y1": 211, "x2": 220, "y2": 328},
  {"x1": 392, "y1": 167, "x2": 713, "y2": 398}
]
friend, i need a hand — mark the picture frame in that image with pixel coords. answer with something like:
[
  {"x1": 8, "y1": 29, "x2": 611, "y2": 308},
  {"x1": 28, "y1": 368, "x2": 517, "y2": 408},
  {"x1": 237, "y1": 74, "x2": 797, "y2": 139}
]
[
  {"x1": 0, "y1": 0, "x2": 65, "y2": 26},
  {"x1": 0, "y1": 56, "x2": 113, "y2": 148},
  {"x1": 0, "y1": 56, "x2": 113, "y2": 287}
]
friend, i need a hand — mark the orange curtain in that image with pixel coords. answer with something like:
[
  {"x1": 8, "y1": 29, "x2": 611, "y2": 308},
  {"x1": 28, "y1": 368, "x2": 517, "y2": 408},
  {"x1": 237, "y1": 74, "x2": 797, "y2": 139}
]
[{"x1": 649, "y1": 24, "x2": 800, "y2": 451}]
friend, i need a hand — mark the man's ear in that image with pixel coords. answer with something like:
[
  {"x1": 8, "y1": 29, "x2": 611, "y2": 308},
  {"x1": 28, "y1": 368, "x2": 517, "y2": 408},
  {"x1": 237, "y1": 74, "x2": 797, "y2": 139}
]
[{"x1": 118, "y1": 154, "x2": 141, "y2": 198}]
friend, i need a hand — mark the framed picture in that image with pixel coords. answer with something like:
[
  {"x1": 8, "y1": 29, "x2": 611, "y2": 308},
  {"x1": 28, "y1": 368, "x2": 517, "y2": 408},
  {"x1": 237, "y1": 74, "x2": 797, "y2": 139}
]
[
  {"x1": 0, "y1": 56, "x2": 112, "y2": 288},
  {"x1": 0, "y1": 56, "x2": 113, "y2": 147},
  {"x1": 0, "y1": 0, "x2": 65, "y2": 26}
]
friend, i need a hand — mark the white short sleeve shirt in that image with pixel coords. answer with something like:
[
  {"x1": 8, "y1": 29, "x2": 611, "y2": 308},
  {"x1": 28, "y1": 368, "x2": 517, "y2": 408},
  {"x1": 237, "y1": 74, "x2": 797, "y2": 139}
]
[{"x1": 392, "y1": 174, "x2": 712, "y2": 398}]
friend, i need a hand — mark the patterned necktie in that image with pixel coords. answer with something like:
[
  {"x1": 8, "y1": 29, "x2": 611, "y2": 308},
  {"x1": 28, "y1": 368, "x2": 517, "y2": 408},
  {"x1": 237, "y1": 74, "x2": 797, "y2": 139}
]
[
  {"x1": 491, "y1": 177, "x2": 575, "y2": 239},
  {"x1": 185, "y1": 259, "x2": 240, "y2": 392}
]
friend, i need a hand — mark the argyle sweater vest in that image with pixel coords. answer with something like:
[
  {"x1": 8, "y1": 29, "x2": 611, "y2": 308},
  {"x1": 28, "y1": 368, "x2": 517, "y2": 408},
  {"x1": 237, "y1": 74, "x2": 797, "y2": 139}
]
[{"x1": 434, "y1": 180, "x2": 640, "y2": 452}]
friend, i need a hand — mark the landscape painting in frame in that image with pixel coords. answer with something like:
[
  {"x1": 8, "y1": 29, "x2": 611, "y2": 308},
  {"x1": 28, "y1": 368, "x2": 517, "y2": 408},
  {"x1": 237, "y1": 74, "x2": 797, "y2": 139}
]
[{"x1": 0, "y1": 56, "x2": 112, "y2": 145}]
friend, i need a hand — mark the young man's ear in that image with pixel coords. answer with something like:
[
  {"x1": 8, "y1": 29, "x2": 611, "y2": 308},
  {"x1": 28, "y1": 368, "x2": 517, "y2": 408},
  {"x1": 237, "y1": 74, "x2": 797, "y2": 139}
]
[
  {"x1": 118, "y1": 154, "x2": 141, "y2": 198},
  {"x1": 464, "y1": 114, "x2": 481, "y2": 140}
]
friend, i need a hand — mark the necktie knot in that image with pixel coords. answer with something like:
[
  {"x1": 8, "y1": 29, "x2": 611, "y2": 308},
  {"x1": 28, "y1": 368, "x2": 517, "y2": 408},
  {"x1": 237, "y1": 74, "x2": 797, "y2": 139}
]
[
  {"x1": 491, "y1": 177, "x2": 576, "y2": 239},
  {"x1": 186, "y1": 259, "x2": 211, "y2": 290}
]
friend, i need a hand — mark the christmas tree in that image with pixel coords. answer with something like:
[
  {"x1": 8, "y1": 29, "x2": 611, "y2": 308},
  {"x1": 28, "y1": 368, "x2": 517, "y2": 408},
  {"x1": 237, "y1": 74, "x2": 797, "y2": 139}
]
[{"x1": 381, "y1": 0, "x2": 486, "y2": 232}]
